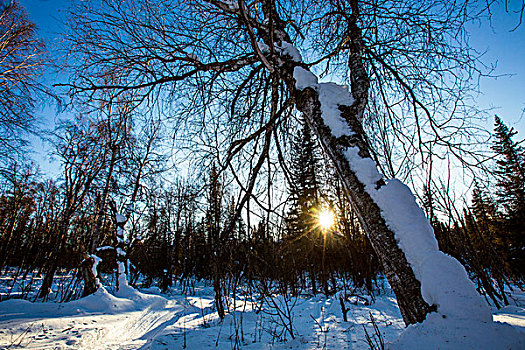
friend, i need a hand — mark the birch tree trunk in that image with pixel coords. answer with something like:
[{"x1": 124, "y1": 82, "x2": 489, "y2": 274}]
[
  {"x1": 264, "y1": 0, "x2": 489, "y2": 324},
  {"x1": 260, "y1": 2, "x2": 435, "y2": 325},
  {"x1": 287, "y1": 74, "x2": 435, "y2": 325}
]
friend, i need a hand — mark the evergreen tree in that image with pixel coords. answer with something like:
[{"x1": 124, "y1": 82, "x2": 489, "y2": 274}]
[
  {"x1": 205, "y1": 163, "x2": 226, "y2": 319},
  {"x1": 286, "y1": 118, "x2": 322, "y2": 238},
  {"x1": 470, "y1": 182, "x2": 500, "y2": 241},
  {"x1": 492, "y1": 116, "x2": 525, "y2": 278},
  {"x1": 284, "y1": 118, "x2": 324, "y2": 293},
  {"x1": 492, "y1": 116, "x2": 525, "y2": 218},
  {"x1": 464, "y1": 184, "x2": 511, "y2": 306},
  {"x1": 421, "y1": 184, "x2": 435, "y2": 225}
]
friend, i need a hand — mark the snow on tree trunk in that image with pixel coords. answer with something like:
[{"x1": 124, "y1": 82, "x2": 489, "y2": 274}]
[
  {"x1": 287, "y1": 60, "x2": 491, "y2": 325},
  {"x1": 114, "y1": 211, "x2": 131, "y2": 293},
  {"x1": 235, "y1": 0, "x2": 492, "y2": 329},
  {"x1": 80, "y1": 254, "x2": 102, "y2": 297},
  {"x1": 285, "y1": 57, "x2": 524, "y2": 348},
  {"x1": 274, "y1": 9, "x2": 522, "y2": 345}
]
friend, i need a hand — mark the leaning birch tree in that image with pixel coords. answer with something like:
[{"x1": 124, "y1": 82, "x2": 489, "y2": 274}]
[{"x1": 60, "y1": 0, "x2": 524, "y2": 344}]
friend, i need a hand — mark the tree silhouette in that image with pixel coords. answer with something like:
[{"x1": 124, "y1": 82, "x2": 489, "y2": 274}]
[{"x1": 492, "y1": 116, "x2": 525, "y2": 277}]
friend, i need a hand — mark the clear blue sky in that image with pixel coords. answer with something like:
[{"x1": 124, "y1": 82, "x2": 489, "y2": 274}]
[
  {"x1": 467, "y1": 4, "x2": 525, "y2": 134},
  {"x1": 18, "y1": 0, "x2": 525, "y2": 175}
]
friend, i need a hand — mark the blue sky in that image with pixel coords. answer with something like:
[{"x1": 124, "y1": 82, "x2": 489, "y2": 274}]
[
  {"x1": 18, "y1": 0, "x2": 525, "y2": 175},
  {"x1": 467, "y1": 4, "x2": 525, "y2": 133}
]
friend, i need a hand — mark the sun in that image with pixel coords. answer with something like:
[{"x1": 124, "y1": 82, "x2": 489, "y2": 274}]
[{"x1": 318, "y1": 208, "x2": 335, "y2": 231}]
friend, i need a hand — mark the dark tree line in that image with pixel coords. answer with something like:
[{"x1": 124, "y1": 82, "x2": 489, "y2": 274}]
[
  {"x1": 284, "y1": 118, "x2": 379, "y2": 296},
  {"x1": 42, "y1": 0, "x2": 523, "y2": 325},
  {"x1": 1, "y1": 113, "x2": 522, "y2": 318},
  {"x1": 0, "y1": 115, "x2": 383, "y2": 305}
]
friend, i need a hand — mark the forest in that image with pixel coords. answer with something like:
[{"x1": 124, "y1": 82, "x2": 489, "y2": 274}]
[{"x1": 0, "y1": 0, "x2": 524, "y2": 349}]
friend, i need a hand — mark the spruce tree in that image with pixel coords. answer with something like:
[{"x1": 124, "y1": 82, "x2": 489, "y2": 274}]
[
  {"x1": 493, "y1": 116, "x2": 525, "y2": 217},
  {"x1": 467, "y1": 183, "x2": 511, "y2": 305},
  {"x1": 286, "y1": 118, "x2": 322, "y2": 238},
  {"x1": 205, "y1": 163, "x2": 225, "y2": 318},
  {"x1": 471, "y1": 182, "x2": 499, "y2": 236},
  {"x1": 492, "y1": 116, "x2": 525, "y2": 278},
  {"x1": 285, "y1": 118, "x2": 323, "y2": 293}
]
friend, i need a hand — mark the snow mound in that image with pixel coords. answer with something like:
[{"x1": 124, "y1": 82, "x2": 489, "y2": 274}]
[
  {"x1": 0, "y1": 287, "x2": 139, "y2": 319},
  {"x1": 389, "y1": 312, "x2": 525, "y2": 349},
  {"x1": 74, "y1": 287, "x2": 136, "y2": 314}
]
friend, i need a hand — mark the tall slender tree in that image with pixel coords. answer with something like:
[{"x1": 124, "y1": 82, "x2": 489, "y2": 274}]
[
  {"x1": 206, "y1": 163, "x2": 226, "y2": 319},
  {"x1": 492, "y1": 116, "x2": 525, "y2": 277},
  {"x1": 286, "y1": 118, "x2": 322, "y2": 238},
  {"x1": 285, "y1": 118, "x2": 324, "y2": 293},
  {"x1": 493, "y1": 116, "x2": 525, "y2": 218}
]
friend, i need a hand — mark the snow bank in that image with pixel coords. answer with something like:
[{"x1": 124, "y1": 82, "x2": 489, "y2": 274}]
[
  {"x1": 1, "y1": 278, "x2": 524, "y2": 349},
  {"x1": 79, "y1": 283, "x2": 166, "y2": 314},
  {"x1": 0, "y1": 288, "x2": 137, "y2": 318},
  {"x1": 389, "y1": 312, "x2": 525, "y2": 349},
  {"x1": 74, "y1": 288, "x2": 137, "y2": 314}
]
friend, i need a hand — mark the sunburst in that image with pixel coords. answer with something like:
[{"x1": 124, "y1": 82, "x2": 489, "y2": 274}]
[{"x1": 317, "y1": 208, "x2": 335, "y2": 231}]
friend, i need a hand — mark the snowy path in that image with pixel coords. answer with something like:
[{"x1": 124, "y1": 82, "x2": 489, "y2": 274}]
[
  {"x1": 81, "y1": 299, "x2": 182, "y2": 349},
  {"x1": 0, "y1": 288, "x2": 185, "y2": 349},
  {"x1": 0, "y1": 284, "x2": 524, "y2": 349}
]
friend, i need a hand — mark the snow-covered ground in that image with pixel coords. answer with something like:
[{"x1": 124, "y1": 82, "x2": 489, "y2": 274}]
[{"x1": 0, "y1": 278, "x2": 524, "y2": 349}]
